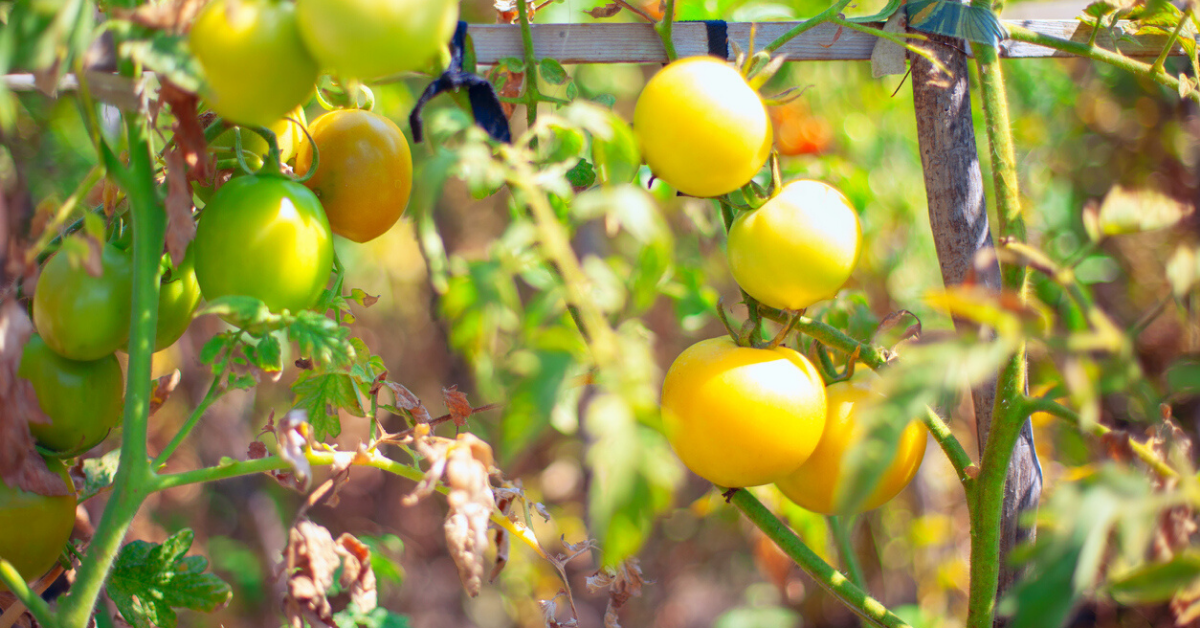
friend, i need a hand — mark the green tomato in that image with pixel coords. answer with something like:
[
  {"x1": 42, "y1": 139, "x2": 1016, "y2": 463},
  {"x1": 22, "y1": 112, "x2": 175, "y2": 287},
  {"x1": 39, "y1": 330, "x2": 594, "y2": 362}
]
[
  {"x1": 0, "y1": 457, "x2": 76, "y2": 590},
  {"x1": 189, "y1": 0, "x2": 318, "y2": 127},
  {"x1": 33, "y1": 243, "x2": 133, "y2": 361},
  {"x1": 295, "y1": 0, "x2": 458, "y2": 80},
  {"x1": 152, "y1": 250, "x2": 202, "y2": 352},
  {"x1": 193, "y1": 174, "x2": 333, "y2": 314},
  {"x1": 19, "y1": 334, "x2": 123, "y2": 455}
]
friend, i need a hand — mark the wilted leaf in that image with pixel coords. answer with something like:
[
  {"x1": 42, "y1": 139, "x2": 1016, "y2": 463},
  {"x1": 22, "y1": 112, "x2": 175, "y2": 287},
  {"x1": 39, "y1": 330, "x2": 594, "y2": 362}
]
[
  {"x1": 282, "y1": 520, "x2": 342, "y2": 628},
  {"x1": 106, "y1": 529, "x2": 232, "y2": 628},
  {"x1": 0, "y1": 301, "x2": 43, "y2": 482},
  {"x1": 148, "y1": 369, "x2": 182, "y2": 416},
  {"x1": 1097, "y1": 184, "x2": 1191, "y2": 236},
  {"x1": 276, "y1": 410, "x2": 313, "y2": 490},
  {"x1": 72, "y1": 449, "x2": 121, "y2": 502},
  {"x1": 162, "y1": 147, "x2": 196, "y2": 267},
  {"x1": 443, "y1": 386, "x2": 473, "y2": 428},
  {"x1": 586, "y1": 3, "x2": 623, "y2": 18}
]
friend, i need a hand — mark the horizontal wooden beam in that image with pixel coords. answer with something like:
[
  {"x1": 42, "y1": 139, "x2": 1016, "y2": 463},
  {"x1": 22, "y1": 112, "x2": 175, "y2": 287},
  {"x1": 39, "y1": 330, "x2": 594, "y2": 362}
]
[{"x1": 465, "y1": 19, "x2": 1182, "y2": 63}]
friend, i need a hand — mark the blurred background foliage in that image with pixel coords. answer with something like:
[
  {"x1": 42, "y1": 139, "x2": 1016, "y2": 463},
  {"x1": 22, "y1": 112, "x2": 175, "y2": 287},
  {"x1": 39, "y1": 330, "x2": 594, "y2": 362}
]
[{"x1": 4, "y1": 0, "x2": 1200, "y2": 624}]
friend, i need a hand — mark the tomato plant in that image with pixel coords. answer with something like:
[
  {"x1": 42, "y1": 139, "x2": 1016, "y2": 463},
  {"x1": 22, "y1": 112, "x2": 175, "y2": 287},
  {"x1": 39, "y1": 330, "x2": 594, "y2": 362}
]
[
  {"x1": 19, "y1": 334, "x2": 124, "y2": 455},
  {"x1": 295, "y1": 0, "x2": 458, "y2": 80},
  {"x1": 660, "y1": 336, "x2": 826, "y2": 488},
  {"x1": 775, "y1": 374, "x2": 927, "y2": 514},
  {"x1": 633, "y1": 56, "x2": 772, "y2": 198},
  {"x1": 193, "y1": 174, "x2": 333, "y2": 314},
  {"x1": 727, "y1": 180, "x2": 862, "y2": 311},
  {"x1": 294, "y1": 108, "x2": 412, "y2": 243},
  {"x1": 210, "y1": 106, "x2": 309, "y2": 166},
  {"x1": 189, "y1": 0, "x2": 318, "y2": 127},
  {"x1": 0, "y1": 457, "x2": 76, "y2": 590},
  {"x1": 33, "y1": 243, "x2": 133, "y2": 361}
]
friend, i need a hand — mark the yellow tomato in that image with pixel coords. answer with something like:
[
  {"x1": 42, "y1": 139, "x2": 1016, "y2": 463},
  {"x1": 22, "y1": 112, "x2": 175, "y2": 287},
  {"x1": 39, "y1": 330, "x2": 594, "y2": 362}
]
[
  {"x1": 661, "y1": 336, "x2": 827, "y2": 488},
  {"x1": 727, "y1": 180, "x2": 862, "y2": 311},
  {"x1": 211, "y1": 106, "x2": 308, "y2": 165},
  {"x1": 775, "y1": 375, "x2": 927, "y2": 514},
  {"x1": 633, "y1": 56, "x2": 772, "y2": 198},
  {"x1": 295, "y1": 109, "x2": 413, "y2": 243}
]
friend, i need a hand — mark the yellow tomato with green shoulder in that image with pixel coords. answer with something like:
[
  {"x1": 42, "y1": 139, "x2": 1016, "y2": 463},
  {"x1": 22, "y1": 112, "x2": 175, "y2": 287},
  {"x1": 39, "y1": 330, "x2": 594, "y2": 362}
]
[
  {"x1": 633, "y1": 56, "x2": 772, "y2": 198},
  {"x1": 775, "y1": 373, "x2": 927, "y2": 514},
  {"x1": 727, "y1": 179, "x2": 862, "y2": 311},
  {"x1": 660, "y1": 336, "x2": 827, "y2": 488}
]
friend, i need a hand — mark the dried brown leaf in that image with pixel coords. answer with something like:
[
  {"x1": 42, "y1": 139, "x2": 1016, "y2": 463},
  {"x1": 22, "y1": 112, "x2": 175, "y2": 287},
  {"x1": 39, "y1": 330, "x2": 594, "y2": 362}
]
[
  {"x1": 113, "y1": 0, "x2": 205, "y2": 32},
  {"x1": 1100, "y1": 430, "x2": 1135, "y2": 464},
  {"x1": 282, "y1": 519, "x2": 340, "y2": 628},
  {"x1": 585, "y1": 3, "x2": 623, "y2": 18},
  {"x1": 10, "y1": 450, "x2": 72, "y2": 497},
  {"x1": 586, "y1": 559, "x2": 647, "y2": 628},
  {"x1": 0, "y1": 302, "x2": 43, "y2": 482},
  {"x1": 247, "y1": 440, "x2": 268, "y2": 460},
  {"x1": 1172, "y1": 577, "x2": 1200, "y2": 625},
  {"x1": 276, "y1": 410, "x2": 313, "y2": 490},
  {"x1": 162, "y1": 147, "x2": 197, "y2": 268},
  {"x1": 443, "y1": 385, "x2": 473, "y2": 428},
  {"x1": 148, "y1": 369, "x2": 181, "y2": 416},
  {"x1": 334, "y1": 533, "x2": 377, "y2": 612},
  {"x1": 382, "y1": 381, "x2": 431, "y2": 424},
  {"x1": 160, "y1": 81, "x2": 211, "y2": 183}
]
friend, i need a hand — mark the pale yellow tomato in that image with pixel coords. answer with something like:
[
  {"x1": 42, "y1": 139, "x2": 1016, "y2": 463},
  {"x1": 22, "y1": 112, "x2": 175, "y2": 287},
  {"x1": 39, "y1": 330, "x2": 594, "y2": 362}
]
[
  {"x1": 775, "y1": 374, "x2": 927, "y2": 514},
  {"x1": 633, "y1": 56, "x2": 772, "y2": 198},
  {"x1": 661, "y1": 336, "x2": 827, "y2": 488},
  {"x1": 727, "y1": 179, "x2": 862, "y2": 311}
]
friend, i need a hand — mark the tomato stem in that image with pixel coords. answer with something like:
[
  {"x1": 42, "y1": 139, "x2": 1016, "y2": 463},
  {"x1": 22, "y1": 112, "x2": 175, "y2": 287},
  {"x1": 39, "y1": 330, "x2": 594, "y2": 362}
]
[
  {"x1": 920, "y1": 406, "x2": 977, "y2": 490},
  {"x1": 654, "y1": 0, "x2": 678, "y2": 60},
  {"x1": 728, "y1": 490, "x2": 912, "y2": 628},
  {"x1": 829, "y1": 515, "x2": 868, "y2": 594},
  {"x1": 0, "y1": 560, "x2": 56, "y2": 627}
]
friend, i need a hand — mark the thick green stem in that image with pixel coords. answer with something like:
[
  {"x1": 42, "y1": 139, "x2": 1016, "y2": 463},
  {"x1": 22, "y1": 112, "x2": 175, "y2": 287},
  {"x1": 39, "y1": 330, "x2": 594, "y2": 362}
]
[
  {"x1": 921, "y1": 406, "x2": 978, "y2": 489},
  {"x1": 729, "y1": 491, "x2": 911, "y2": 628},
  {"x1": 517, "y1": 0, "x2": 539, "y2": 128},
  {"x1": 56, "y1": 118, "x2": 164, "y2": 628},
  {"x1": 965, "y1": 36, "x2": 1034, "y2": 628},
  {"x1": 1006, "y1": 25, "x2": 1200, "y2": 106},
  {"x1": 0, "y1": 561, "x2": 56, "y2": 627},
  {"x1": 655, "y1": 0, "x2": 678, "y2": 60},
  {"x1": 758, "y1": 306, "x2": 890, "y2": 369},
  {"x1": 763, "y1": 0, "x2": 854, "y2": 53}
]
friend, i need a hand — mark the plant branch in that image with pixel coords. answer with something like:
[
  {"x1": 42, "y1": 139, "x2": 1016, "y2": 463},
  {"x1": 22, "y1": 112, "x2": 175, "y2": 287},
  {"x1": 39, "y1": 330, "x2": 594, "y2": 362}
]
[
  {"x1": 729, "y1": 490, "x2": 911, "y2": 628},
  {"x1": 0, "y1": 562, "x2": 56, "y2": 628},
  {"x1": 921, "y1": 406, "x2": 978, "y2": 490},
  {"x1": 829, "y1": 515, "x2": 868, "y2": 593},
  {"x1": 655, "y1": 0, "x2": 678, "y2": 60},
  {"x1": 763, "y1": 0, "x2": 854, "y2": 53},
  {"x1": 1025, "y1": 396, "x2": 1179, "y2": 479},
  {"x1": 518, "y1": 0, "x2": 540, "y2": 128},
  {"x1": 758, "y1": 305, "x2": 891, "y2": 369},
  {"x1": 152, "y1": 364, "x2": 230, "y2": 470}
]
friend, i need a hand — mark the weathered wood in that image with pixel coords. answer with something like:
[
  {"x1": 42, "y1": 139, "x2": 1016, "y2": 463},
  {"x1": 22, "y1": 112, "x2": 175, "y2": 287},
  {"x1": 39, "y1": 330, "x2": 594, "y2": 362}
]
[
  {"x1": 909, "y1": 32, "x2": 1043, "y2": 627},
  {"x1": 463, "y1": 19, "x2": 1179, "y2": 63}
]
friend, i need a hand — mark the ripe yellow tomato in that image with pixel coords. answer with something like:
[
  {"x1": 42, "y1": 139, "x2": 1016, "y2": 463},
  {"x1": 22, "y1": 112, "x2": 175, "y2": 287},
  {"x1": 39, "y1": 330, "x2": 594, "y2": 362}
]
[
  {"x1": 633, "y1": 56, "x2": 772, "y2": 198},
  {"x1": 189, "y1": 0, "x2": 318, "y2": 127},
  {"x1": 295, "y1": 109, "x2": 412, "y2": 243},
  {"x1": 661, "y1": 336, "x2": 827, "y2": 488},
  {"x1": 727, "y1": 180, "x2": 862, "y2": 311},
  {"x1": 295, "y1": 0, "x2": 458, "y2": 80},
  {"x1": 775, "y1": 375, "x2": 927, "y2": 514}
]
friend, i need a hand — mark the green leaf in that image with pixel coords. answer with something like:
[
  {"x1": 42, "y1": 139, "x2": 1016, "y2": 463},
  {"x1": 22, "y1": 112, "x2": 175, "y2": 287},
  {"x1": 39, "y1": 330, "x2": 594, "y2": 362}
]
[
  {"x1": 587, "y1": 110, "x2": 640, "y2": 186},
  {"x1": 539, "y1": 57, "x2": 569, "y2": 85},
  {"x1": 75, "y1": 449, "x2": 121, "y2": 502},
  {"x1": 499, "y1": 333, "x2": 578, "y2": 463},
  {"x1": 591, "y1": 93, "x2": 617, "y2": 108},
  {"x1": 498, "y1": 56, "x2": 526, "y2": 73},
  {"x1": 198, "y1": 331, "x2": 235, "y2": 366},
  {"x1": 288, "y1": 311, "x2": 355, "y2": 368},
  {"x1": 566, "y1": 158, "x2": 597, "y2": 188},
  {"x1": 358, "y1": 535, "x2": 405, "y2": 586},
  {"x1": 1108, "y1": 552, "x2": 1200, "y2": 604},
  {"x1": 120, "y1": 33, "x2": 203, "y2": 93},
  {"x1": 1166, "y1": 357, "x2": 1200, "y2": 396},
  {"x1": 291, "y1": 370, "x2": 367, "y2": 440},
  {"x1": 107, "y1": 529, "x2": 232, "y2": 628},
  {"x1": 333, "y1": 602, "x2": 412, "y2": 628},
  {"x1": 245, "y1": 334, "x2": 283, "y2": 373},
  {"x1": 201, "y1": 296, "x2": 279, "y2": 330}
]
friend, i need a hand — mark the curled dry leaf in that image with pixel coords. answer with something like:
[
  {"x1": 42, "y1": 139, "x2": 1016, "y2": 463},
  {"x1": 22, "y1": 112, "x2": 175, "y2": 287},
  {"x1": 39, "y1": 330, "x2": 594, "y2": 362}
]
[
  {"x1": 281, "y1": 519, "x2": 341, "y2": 628},
  {"x1": 334, "y1": 533, "x2": 377, "y2": 612},
  {"x1": 247, "y1": 440, "x2": 268, "y2": 460},
  {"x1": 586, "y1": 559, "x2": 647, "y2": 628},
  {"x1": 494, "y1": 0, "x2": 536, "y2": 23},
  {"x1": 497, "y1": 69, "x2": 524, "y2": 119},
  {"x1": 585, "y1": 3, "x2": 623, "y2": 18},
  {"x1": 148, "y1": 369, "x2": 182, "y2": 416},
  {"x1": 381, "y1": 380, "x2": 432, "y2": 424},
  {"x1": 1099, "y1": 430, "x2": 1135, "y2": 464},
  {"x1": 443, "y1": 385, "x2": 473, "y2": 428},
  {"x1": 162, "y1": 147, "x2": 197, "y2": 268},
  {"x1": 539, "y1": 592, "x2": 579, "y2": 628},
  {"x1": 0, "y1": 301, "x2": 44, "y2": 482}
]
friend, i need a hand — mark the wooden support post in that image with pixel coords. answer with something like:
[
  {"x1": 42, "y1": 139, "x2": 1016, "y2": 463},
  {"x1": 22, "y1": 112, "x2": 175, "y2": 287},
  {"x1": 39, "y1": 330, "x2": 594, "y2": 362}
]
[{"x1": 909, "y1": 34, "x2": 1043, "y2": 624}]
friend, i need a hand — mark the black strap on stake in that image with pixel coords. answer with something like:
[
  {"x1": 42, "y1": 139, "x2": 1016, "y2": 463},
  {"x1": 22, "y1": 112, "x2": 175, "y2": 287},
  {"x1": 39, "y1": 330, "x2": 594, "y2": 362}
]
[
  {"x1": 409, "y1": 21, "x2": 512, "y2": 144},
  {"x1": 703, "y1": 20, "x2": 729, "y2": 60}
]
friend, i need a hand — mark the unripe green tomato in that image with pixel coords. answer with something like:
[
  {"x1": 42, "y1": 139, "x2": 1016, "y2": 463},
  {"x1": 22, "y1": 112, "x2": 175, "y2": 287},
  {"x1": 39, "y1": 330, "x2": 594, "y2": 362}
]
[
  {"x1": 0, "y1": 457, "x2": 76, "y2": 590},
  {"x1": 775, "y1": 374, "x2": 927, "y2": 514},
  {"x1": 193, "y1": 174, "x2": 333, "y2": 314},
  {"x1": 633, "y1": 56, "x2": 772, "y2": 198},
  {"x1": 152, "y1": 250, "x2": 202, "y2": 352},
  {"x1": 661, "y1": 336, "x2": 827, "y2": 488},
  {"x1": 33, "y1": 243, "x2": 133, "y2": 361},
  {"x1": 727, "y1": 180, "x2": 862, "y2": 311},
  {"x1": 295, "y1": 0, "x2": 458, "y2": 80},
  {"x1": 189, "y1": 0, "x2": 318, "y2": 127},
  {"x1": 19, "y1": 334, "x2": 124, "y2": 455}
]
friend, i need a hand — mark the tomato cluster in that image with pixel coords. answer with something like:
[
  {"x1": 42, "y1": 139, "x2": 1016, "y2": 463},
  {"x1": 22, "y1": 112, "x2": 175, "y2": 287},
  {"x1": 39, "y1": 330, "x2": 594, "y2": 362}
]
[{"x1": 642, "y1": 57, "x2": 924, "y2": 512}]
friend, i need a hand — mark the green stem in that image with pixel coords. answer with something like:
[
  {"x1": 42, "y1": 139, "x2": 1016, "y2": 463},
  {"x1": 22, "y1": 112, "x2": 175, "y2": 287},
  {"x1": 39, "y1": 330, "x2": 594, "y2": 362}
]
[
  {"x1": 1150, "y1": 8, "x2": 1190, "y2": 76},
  {"x1": 763, "y1": 0, "x2": 854, "y2": 53},
  {"x1": 655, "y1": 0, "x2": 678, "y2": 60},
  {"x1": 517, "y1": 0, "x2": 539, "y2": 128},
  {"x1": 829, "y1": 515, "x2": 868, "y2": 592},
  {"x1": 0, "y1": 561, "x2": 56, "y2": 627},
  {"x1": 1025, "y1": 396, "x2": 1178, "y2": 478},
  {"x1": 827, "y1": 16, "x2": 946, "y2": 73},
  {"x1": 151, "y1": 366, "x2": 228, "y2": 470},
  {"x1": 57, "y1": 118, "x2": 165, "y2": 628},
  {"x1": 921, "y1": 406, "x2": 978, "y2": 489},
  {"x1": 729, "y1": 491, "x2": 912, "y2": 628},
  {"x1": 1006, "y1": 25, "x2": 1200, "y2": 106},
  {"x1": 758, "y1": 306, "x2": 891, "y2": 369}
]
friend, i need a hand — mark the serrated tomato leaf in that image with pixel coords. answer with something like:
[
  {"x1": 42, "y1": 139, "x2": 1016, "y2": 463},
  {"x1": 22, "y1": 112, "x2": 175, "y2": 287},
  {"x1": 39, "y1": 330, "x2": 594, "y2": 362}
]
[
  {"x1": 107, "y1": 529, "x2": 232, "y2": 628},
  {"x1": 292, "y1": 370, "x2": 367, "y2": 441}
]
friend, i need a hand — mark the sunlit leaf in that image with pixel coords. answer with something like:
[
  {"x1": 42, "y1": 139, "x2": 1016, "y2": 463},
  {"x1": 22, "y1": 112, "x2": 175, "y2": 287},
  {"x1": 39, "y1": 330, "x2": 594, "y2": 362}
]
[{"x1": 107, "y1": 529, "x2": 232, "y2": 628}]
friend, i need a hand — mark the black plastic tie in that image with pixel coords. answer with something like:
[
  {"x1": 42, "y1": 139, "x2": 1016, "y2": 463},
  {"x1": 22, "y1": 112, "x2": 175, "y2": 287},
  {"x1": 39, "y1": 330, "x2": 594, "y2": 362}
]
[
  {"x1": 409, "y1": 21, "x2": 512, "y2": 144},
  {"x1": 704, "y1": 20, "x2": 729, "y2": 60}
]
